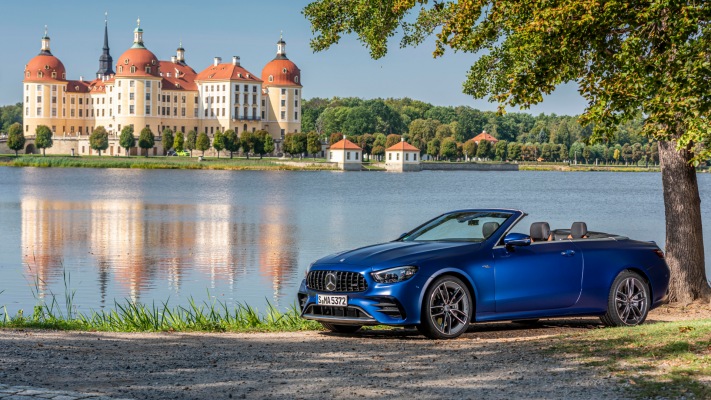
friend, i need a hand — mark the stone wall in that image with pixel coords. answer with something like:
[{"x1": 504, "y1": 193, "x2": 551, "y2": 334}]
[{"x1": 420, "y1": 162, "x2": 519, "y2": 171}]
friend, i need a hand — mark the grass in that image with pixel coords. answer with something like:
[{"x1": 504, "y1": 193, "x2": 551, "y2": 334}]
[
  {"x1": 551, "y1": 319, "x2": 711, "y2": 399},
  {"x1": 0, "y1": 155, "x2": 338, "y2": 171}
]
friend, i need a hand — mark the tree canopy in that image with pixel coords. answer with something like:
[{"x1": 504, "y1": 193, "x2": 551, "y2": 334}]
[
  {"x1": 89, "y1": 126, "x2": 109, "y2": 156},
  {"x1": 7, "y1": 122, "x2": 25, "y2": 156},
  {"x1": 34, "y1": 125, "x2": 53, "y2": 156},
  {"x1": 119, "y1": 126, "x2": 135, "y2": 156},
  {"x1": 138, "y1": 127, "x2": 155, "y2": 157},
  {"x1": 304, "y1": 0, "x2": 711, "y2": 302}
]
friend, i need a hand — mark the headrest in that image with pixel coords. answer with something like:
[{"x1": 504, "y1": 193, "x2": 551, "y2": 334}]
[
  {"x1": 482, "y1": 222, "x2": 500, "y2": 239},
  {"x1": 571, "y1": 222, "x2": 588, "y2": 239},
  {"x1": 530, "y1": 222, "x2": 550, "y2": 241}
]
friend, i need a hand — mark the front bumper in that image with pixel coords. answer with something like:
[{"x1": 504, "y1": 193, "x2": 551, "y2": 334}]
[{"x1": 297, "y1": 272, "x2": 426, "y2": 326}]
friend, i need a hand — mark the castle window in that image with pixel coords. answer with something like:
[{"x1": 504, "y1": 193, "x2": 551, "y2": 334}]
[
  {"x1": 26, "y1": 72, "x2": 30, "y2": 78},
  {"x1": 129, "y1": 80, "x2": 135, "y2": 87},
  {"x1": 282, "y1": 68, "x2": 287, "y2": 74},
  {"x1": 281, "y1": 88, "x2": 286, "y2": 95},
  {"x1": 294, "y1": 111, "x2": 298, "y2": 120},
  {"x1": 244, "y1": 85, "x2": 248, "y2": 91},
  {"x1": 146, "y1": 105, "x2": 151, "y2": 115},
  {"x1": 295, "y1": 89, "x2": 299, "y2": 96},
  {"x1": 38, "y1": 72, "x2": 44, "y2": 78},
  {"x1": 146, "y1": 67, "x2": 151, "y2": 73},
  {"x1": 62, "y1": 73, "x2": 66, "y2": 79},
  {"x1": 151, "y1": 59, "x2": 156, "y2": 65},
  {"x1": 45, "y1": 65, "x2": 50, "y2": 70},
  {"x1": 268, "y1": 75, "x2": 273, "y2": 82},
  {"x1": 252, "y1": 86, "x2": 257, "y2": 93},
  {"x1": 51, "y1": 72, "x2": 57, "y2": 78},
  {"x1": 130, "y1": 66, "x2": 136, "y2": 73},
  {"x1": 129, "y1": 105, "x2": 135, "y2": 114},
  {"x1": 146, "y1": 81, "x2": 151, "y2": 88},
  {"x1": 124, "y1": 59, "x2": 129, "y2": 64},
  {"x1": 295, "y1": 76, "x2": 299, "y2": 83}
]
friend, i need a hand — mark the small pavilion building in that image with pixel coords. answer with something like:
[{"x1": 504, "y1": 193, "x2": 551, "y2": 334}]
[
  {"x1": 328, "y1": 136, "x2": 362, "y2": 170},
  {"x1": 471, "y1": 131, "x2": 498, "y2": 144},
  {"x1": 385, "y1": 138, "x2": 421, "y2": 172}
]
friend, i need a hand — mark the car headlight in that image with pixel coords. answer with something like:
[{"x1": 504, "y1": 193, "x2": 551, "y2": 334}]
[{"x1": 371, "y1": 266, "x2": 418, "y2": 283}]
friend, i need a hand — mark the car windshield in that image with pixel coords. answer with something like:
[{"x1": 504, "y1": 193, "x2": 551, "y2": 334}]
[{"x1": 401, "y1": 211, "x2": 513, "y2": 242}]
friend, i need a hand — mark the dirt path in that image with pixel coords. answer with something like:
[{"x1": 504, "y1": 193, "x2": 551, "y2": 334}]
[{"x1": 1, "y1": 306, "x2": 708, "y2": 400}]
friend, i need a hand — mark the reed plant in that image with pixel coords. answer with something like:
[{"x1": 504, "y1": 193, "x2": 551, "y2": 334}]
[{"x1": 1, "y1": 267, "x2": 321, "y2": 332}]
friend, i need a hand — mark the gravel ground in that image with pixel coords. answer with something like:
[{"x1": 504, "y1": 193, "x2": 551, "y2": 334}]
[{"x1": 1, "y1": 305, "x2": 708, "y2": 400}]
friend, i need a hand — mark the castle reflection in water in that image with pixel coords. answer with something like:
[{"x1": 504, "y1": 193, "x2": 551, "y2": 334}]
[{"x1": 21, "y1": 197, "x2": 298, "y2": 306}]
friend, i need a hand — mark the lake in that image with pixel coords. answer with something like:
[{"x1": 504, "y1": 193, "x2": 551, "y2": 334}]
[{"x1": 0, "y1": 167, "x2": 709, "y2": 316}]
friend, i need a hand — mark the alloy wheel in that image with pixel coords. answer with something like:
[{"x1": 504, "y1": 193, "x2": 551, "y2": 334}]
[
  {"x1": 614, "y1": 277, "x2": 648, "y2": 325},
  {"x1": 428, "y1": 280, "x2": 470, "y2": 335}
]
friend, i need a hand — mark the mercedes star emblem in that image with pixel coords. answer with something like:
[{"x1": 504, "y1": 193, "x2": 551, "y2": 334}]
[{"x1": 324, "y1": 272, "x2": 337, "y2": 292}]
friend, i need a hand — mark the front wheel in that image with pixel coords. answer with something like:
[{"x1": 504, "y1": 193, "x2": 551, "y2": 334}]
[
  {"x1": 320, "y1": 322, "x2": 362, "y2": 333},
  {"x1": 418, "y1": 275, "x2": 472, "y2": 339},
  {"x1": 601, "y1": 270, "x2": 650, "y2": 327}
]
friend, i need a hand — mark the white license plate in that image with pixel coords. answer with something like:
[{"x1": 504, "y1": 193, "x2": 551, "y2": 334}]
[{"x1": 317, "y1": 295, "x2": 347, "y2": 307}]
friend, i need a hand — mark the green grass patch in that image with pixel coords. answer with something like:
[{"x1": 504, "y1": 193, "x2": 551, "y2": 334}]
[
  {"x1": 0, "y1": 155, "x2": 338, "y2": 171},
  {"x1": 550, "y1": 320, "x2": 711, "y2": 399}
]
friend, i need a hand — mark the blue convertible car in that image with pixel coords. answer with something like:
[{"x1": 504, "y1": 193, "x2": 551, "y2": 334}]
[{"x1": 298, "y1": 209, "x2": 670, "y2": 339}]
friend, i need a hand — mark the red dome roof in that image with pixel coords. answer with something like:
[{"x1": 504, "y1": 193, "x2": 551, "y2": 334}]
[
  {"x1": 115, "y1": 48, "x2": 160, "y2": 78},
  {"x1": 24, "y1": 54, "x2": 66, "y2": 82},
  {"x1": 261, "y1": 58, "x2": 302, "y2": 87}
]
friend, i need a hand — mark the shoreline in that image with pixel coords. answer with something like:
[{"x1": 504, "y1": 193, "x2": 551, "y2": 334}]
[{"x1": 0, "y1": 155, "x2": 693, "y2": 172}]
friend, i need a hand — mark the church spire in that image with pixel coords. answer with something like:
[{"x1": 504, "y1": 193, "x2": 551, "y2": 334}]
[
  {"x1": 97, "y1": 12, "x2": 114, "y2": 79},
  {"x1": 132, "y1": 17, "x2": 145, "y2": 48}
]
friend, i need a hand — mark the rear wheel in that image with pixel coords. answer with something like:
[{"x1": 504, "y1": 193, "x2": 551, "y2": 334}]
[
  {"x1": 320, "y1": 322, "x2": 362, "y2": 333},
  {"x1": 418, "y1": 275, "x2": 472, "y2": 339},
  {"x1": 601, "y1": 270, "x2": 650, "y2": 327}
]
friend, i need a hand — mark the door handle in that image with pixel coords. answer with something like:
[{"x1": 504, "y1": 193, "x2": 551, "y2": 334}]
[{"x1": 560, "y1": 250, "x2": 576, "y2": 257}]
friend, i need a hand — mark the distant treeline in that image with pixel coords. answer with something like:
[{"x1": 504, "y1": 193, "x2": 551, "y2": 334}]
[
  {"x1": 0, "y1": 103, "x2": 21, "y2": 133},
  {"x1": 301, "y1": 97, "x2": 649, "y2": 147}
]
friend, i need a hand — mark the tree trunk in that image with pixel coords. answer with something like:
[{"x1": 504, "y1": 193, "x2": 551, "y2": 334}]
[{"x1": 659, "y1": 140, "x2": 710, "y2": 303}]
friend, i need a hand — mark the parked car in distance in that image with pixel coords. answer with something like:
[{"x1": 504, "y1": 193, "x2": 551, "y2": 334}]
[
  {"x1": 166, "y1": 150, "x2": 177, "y2": 156},
  {"x1": 176, "y1": 150, "x2": 190, "y2": 156},
  {"x1": 298, "y1": 209, "x2": 670, "y2": 339}
]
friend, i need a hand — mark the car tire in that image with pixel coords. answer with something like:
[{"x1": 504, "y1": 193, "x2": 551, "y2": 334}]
[
  {"x1": 601, "y1": 270, "x2": 650, "y2": 327},
  {"x1": 418, "y1": 275, "x2": 473, "y2": 339},
  {"x1": 320, "y1": 322, "x2": 362, "y2": 333}
]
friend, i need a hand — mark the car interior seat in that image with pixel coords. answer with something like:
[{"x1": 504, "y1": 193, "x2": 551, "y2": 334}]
[
  {"x1": 530, "y1": 222, "x2": 551, "y2": 242},
  {"x1": 482, "y1": 222, "x2": 500, "y2": 239},
  {"x1": 570, "y1": 222, "x2": 588, "y2": 239}
]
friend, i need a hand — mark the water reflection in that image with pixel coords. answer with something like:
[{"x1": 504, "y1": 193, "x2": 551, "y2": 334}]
[{"x1": 20, "y1": 197, "x2": 298, "y2": 308}]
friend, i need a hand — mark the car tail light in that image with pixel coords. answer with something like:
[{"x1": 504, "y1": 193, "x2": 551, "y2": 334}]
[{"x1": 653, "y1": 249, "x2": 665, "y2": 259}]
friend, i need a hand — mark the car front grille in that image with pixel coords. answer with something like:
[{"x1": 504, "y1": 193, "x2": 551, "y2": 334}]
[
  {"x1": 306, "y1": 270, "x2": 367, "y2": 293},
  {"x1": 305, "y1": 305, "x2": 370, "y2": 319}
]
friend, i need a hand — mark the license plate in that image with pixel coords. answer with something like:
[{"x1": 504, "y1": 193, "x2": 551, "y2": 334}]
[{"x1": 317, "y1": 295, "x2": 347, "y2": 307}]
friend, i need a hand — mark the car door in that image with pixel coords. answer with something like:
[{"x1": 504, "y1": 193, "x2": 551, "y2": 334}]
[{"x1": 492, "y1": 240, "x2": 583, "y2": 313}]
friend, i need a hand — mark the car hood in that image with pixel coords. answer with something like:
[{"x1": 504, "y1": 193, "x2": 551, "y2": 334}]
[{"x1": 314, "y1": 241, "x2": 481, "y2": 270}]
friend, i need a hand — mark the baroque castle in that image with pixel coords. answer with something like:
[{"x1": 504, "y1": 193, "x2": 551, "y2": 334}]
[{"x1": 22, "y1": 18, "x2": 302, "y2": 155}]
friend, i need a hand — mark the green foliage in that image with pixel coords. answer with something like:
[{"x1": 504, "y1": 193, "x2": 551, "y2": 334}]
[
  {"x1": 89, "y1": 126, "x2": 109, "y2": 156},
  {"x1": 196, "y1": 132, "x2": 210, "y2": 156},
  {"x1": 438, "y1": 137, "x2": 457, "y2": 160},
  {"x1": 212, "y1": 131, "x2": 225, "y2": 158},
  {"x1": 385, "y1": 134, "x2": 401, "y2": 149},
  {"x1": 0, "y1": 103, "x2": 22, "y2": 133},
  {"x1": 329, "y1": 132, "x2": 343, "y2": 145},
  {"x1": 34, "y1": 125, "x2": 53, "y2": 156},
  {"x1": 476, "y1": 140, "x2": 492, "y2": 159},
  {"x1": 186, "y1": 130, "x2": 198, "y2": 156},
  {"x1": 284, "y1": 132, "x2": 308, "y2": 159},
  {"x1": 250, "y1": 131, "x2": 265, "y2": 158},
  {"x1": 263, "y1": 134, "x2": 275, "y2": 156},
  {"x1": 138, "y1": 127, "x2": 155, "y2": 157},
  {"x1": 223, "y1": 129, "x2": 239, "y2": 158},
  {"x1": 174, "y1": 131, "x2": 185, "y2": 152},
  {"x1": 495, "y1": 140, "x2": 508, "y2": 161},
  {"x1": 426, "y1": 137, "x2": 440, "y2": 159},
  {"x1": 119, "y1": 126, "x2": 135, "y2": 156},
  {"x1": 7, "y1": 122, "x2": 25, "y2": 156},
  {"x1": 240, "y1": 131, "x2": 253, "y2": 159},
  {"x1": 162, "y1": 128, "x2": 174, "y2": 152},
  {"x1": 306, "y1": 132, "x2": 322, "y2": 157},
  {"x1": 463, "y1": 140, "x2": 477, "y2": 160}
]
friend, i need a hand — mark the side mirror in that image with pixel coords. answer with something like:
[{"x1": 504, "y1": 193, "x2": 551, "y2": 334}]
[{"x1": 503, "y1": 233, "x2": 532, "y2": 249}]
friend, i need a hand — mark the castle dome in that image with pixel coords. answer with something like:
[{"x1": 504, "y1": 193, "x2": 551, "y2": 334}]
[
  {"x1": 24, "y1": 27, "x2": 66, "y2": 82},
  {"x1": 115, "y1": 48, "x2": 160, "y2": 77},
  {"x1": 24, "y1": 54, "x2": 66, "y2": 82},
  {"x1": 261, "y1": 35, "x2": 302, "y2": 87}
]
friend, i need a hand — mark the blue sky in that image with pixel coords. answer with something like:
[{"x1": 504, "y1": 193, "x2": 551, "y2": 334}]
[{"x1": 0, "y1": 0, "x2": 587, "y2": 115}]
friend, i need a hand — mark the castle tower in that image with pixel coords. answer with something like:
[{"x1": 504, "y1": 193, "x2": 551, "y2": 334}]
[{"x1": 261, "y1": 34, "x2": 302, "y2": 144}]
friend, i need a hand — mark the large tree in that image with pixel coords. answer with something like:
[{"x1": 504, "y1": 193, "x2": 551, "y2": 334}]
[
  {"x1": 138, "y1": 127, "x2": 155, "y2": 157},
  {"x1": 7, "y1": 122, "x2": 25, "y2": 156},
  {"x1": 174, "y1": 131, "x2": 185, "y2": 152},
  {"x1": 119, "y1": 126, "x2": 135, "y2": 156},
  {"x1": 34, "y1": 125, "x2": 53, "y2": 156},
  {"x1": 212, "y1": 131, "x2": 225, "y2": 158},
  {"x1": 305, "y1": 0, "x2": 711, "y2": 302},
  {"x1": 89, "y1": 126, "x2": 109, "y2": 156}
]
